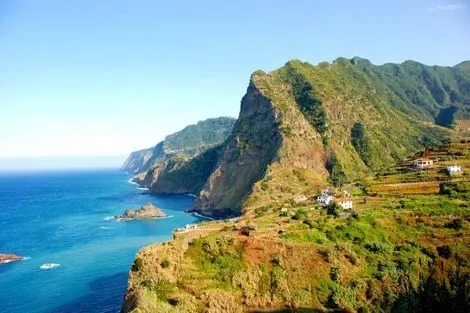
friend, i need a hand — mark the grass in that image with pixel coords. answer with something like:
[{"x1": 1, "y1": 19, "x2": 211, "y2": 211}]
[{"x1": 124, "y1": 142, "x2": 470, "y2": 313}]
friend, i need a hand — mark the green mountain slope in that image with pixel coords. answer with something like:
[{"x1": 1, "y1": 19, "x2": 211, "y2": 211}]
[
  {"x1": 189, "y1": 57, "x2": 464, "y2": 217},
  {"x1": 350, "y1": 57, "x2": 470, "y2": 127},
  {"x1": 121, "y1": 117, "x2": 236, "y2": 185}
]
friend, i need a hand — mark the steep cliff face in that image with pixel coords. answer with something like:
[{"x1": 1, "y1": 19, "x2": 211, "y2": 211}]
[
  {"x1": 149, "y1": 145, "x2": 223, "y2": 195},
  {"x1": 123, "y1": 58, "x2": 466, "y2": 218},
  {"x1": 189, "y1": 58, "x2": 460, "y2": 217},
  {"x1": 120, "y1": 117, "x2": 236, "y2": 185},
  {"x1": 120, "y1": 144, "x2": 163, "y2": 174},
  {"x1": 191, "y1": 81, "x2": 284, "y2": 217}
]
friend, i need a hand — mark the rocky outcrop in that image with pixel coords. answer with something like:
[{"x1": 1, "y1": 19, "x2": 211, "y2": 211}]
[
  {"x1": 190, "y1": 80, "x2": 284, "y2": 218},
  {"x1": 120, "y1": 143, "x2": 164, "y2": 174},
  {"x1": 188, "y1": 58, "x2": 462, "y2": 218},
  {"x1": 150, "y1": 145, "x2": 223, "y2": 195},
  {"x1": 0, "y1": 254, "x2": 24, "y2": 264},
  {"x1": 123, "y1": 58, "x2": 466, "y2": 219},
  {"x1": 114, "y1": 203, "x2": 168, "y2": 221}
]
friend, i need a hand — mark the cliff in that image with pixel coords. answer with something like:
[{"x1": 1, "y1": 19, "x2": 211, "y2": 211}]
[
  {"x1": 121, "y1": 57, "x2": 470, "y2": 312},
  {"x1": 120, "y1": 117, "x2": 236, "y2": 185},
  {"x1": 122, "y1": 144, "x2": 470, "y2": 313},
  {"x1": 188, "y1": 58, "x2": 464, "y2": 217}
]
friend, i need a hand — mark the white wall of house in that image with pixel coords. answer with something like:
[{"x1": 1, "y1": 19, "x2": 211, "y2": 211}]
[
  {"x1": 317, "y1": 195, "x2": 333, "y2": 205},
  {"x1": 413, "y1": 159, "x2": 433, "y2": 168},
  {"x1": 447, "y1": 165, "x2": 462, "y2": 174},
  {"x1": 338, "y1": 200, "x2": 353, "y2": 210}
]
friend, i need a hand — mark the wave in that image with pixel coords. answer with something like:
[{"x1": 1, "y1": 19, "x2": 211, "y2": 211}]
[
  {"x1": 186, "y1": 194, "x2": 198, "y2": 198},
  {"x1": 191, "y1": 212, "x2": 215, "y2": 220},
  {"x1": 127, "y1": 179, "x2": 138, "y2": 186},
  {"x1": 100, "y1": 226, "x2": 112, "y2": 230},
  {"x1": 103, "y1": 216, "x2": 114, "y2": 221},
  {"x1": 137, "y1": 187, "x2": 149, "y2": 191}
]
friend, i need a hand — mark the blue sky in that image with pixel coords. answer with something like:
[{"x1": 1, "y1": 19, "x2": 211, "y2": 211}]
[{"x1": 0, "y1": 0, "x2": 469, "y2": 168}]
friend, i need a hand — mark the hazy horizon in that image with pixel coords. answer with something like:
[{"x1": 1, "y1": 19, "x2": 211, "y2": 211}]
[{"x1": 0, "y1": 155, "x2": 127, "y2": 171}]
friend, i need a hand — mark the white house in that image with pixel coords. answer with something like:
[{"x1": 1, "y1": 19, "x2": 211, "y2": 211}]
[
  {"x1": 413, "y1": 158, "x2": 434, "y2": 168},
  {"x1": 317, "y1": 195, "x2": 334, "y2": 206},
  {"x1": 336, "y1": 198, "x2": 353, "y2": 210},
  {"x1": 185, "y1": 224, "x2": 198, "y2": 230},
  {"x1": 446, "y1": 164, "x2": 462, "y2": 175}
]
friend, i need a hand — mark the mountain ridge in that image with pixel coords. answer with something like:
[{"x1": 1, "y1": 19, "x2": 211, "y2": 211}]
[{"x1": 187, "y1": 57, "x2": 462, "y2": 217}]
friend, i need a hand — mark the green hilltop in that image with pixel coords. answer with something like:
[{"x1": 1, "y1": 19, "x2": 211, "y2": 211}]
[
  {"x1": 121, "y1": 57, "x2": 470, "y2": 312},
  {"x1": 126, "y1": 58, "x2": 469, "y2": 218},
  {"x1": 190, "y1": 57, "x2": 466, "y2": 218}
]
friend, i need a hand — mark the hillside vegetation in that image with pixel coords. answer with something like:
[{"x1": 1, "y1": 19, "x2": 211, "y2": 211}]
[
  {"x1": 121, "y1": 57, "x2": 470, "y2": 312},
  {"x1": 120, "y1": 117, "x2": 236, "y2": 192},
  {"x1": 189, "y1": 57, "x2": 465, "y2": 218},
  {"x1": 122, "y1": 142, "x2": 470, "y2": 313},
  {"x1": 123, "y1": 58, "x2": 469, "y2": 218}
]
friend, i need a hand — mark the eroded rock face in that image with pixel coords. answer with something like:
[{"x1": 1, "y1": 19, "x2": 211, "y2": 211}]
[
  {"x1": 0, "y1": 254, "x2": 24, "y2": 264},
  {"x1": 121, "y1": 117, "x2": 236, "y2": 177},
  {"x1": 114, "y1": 203, "x2": 168, "y2": 221},
  {"x1": 191, "y1": 81, "x2": 283, "y2": 218}
]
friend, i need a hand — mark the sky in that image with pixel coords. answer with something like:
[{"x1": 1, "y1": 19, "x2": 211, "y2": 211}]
[{"x1": 0, "y1": 0, "x2": 469, "y2": 169}]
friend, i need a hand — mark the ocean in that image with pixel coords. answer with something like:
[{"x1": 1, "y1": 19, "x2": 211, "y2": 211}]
[{"x1": 0, "y1": 169, "x2": 199, "y2": 313}]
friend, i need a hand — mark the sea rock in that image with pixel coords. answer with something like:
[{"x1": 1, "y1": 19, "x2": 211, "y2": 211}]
[
  {"x1": 0, "y1": 254, "x2": 24, "y2": 264},
  {"x1": 115, "y1": 203, "x2": 168, "y2": 221}
]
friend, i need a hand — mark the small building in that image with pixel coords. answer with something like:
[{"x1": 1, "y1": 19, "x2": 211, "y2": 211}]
[
  {"x1": 413, "y1": 158, "x2": 434, "y2": 168},
  {"x1": 446, "y1": 164, "x2": 462, "y2": 175},
  {"x1": 317, "y1": 195, "x2": 334, "y2": 206},
  {"x1": 336, "y1": 198, "x2": 353, "y2": 210},
  {"x1": 185, "y1": 224, "x2": 198, "y2": 230}
]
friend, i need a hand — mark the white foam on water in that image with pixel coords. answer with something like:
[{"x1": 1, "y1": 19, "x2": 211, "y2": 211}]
[
  {"x1": 39, "y1": 263, "x2": 60, "y2": 270},
  {"x1": 191, "y1": 212, "x2": 215, "y2": 220},
  {"x1": 127, "y1": 179, "x2": 138, "y2": 186}
]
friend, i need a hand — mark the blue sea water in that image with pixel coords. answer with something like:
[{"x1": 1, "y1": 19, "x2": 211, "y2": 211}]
[{"x1": 0, "y1": 169, "x2": 200, "y2": 313}]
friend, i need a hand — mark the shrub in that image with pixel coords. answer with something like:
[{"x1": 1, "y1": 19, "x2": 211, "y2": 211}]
[
  {"x1": 292, "y1": 209, "x2": 308, "y2": 220},
  {"x1": 132, "y1": 257, "x2": 144, "y2": 272},
  {"x1": 327, "y1": 202, "x2": 341, "y2": 217},
  {"x1": 330, "y1": 265, "x2": 341, "y2": 282},
  {"x1": 303, "y1": 218, "x2": 314, "y2": 228},
  {"x1": 365, "y1": 242, "x2": 389, "y2": 253},
  {"x1": 445, "y1": 218, "x2": 463, "y2": 230},
  {"x1": 437, "y1": 245, "x2": 452, "y2": 259},
  {"x1": 160, "y1": 258, "x2": 170, "y2": 268},
  {"x1": 255, "y1": 206, "x2": 269, "y2": 217}
]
